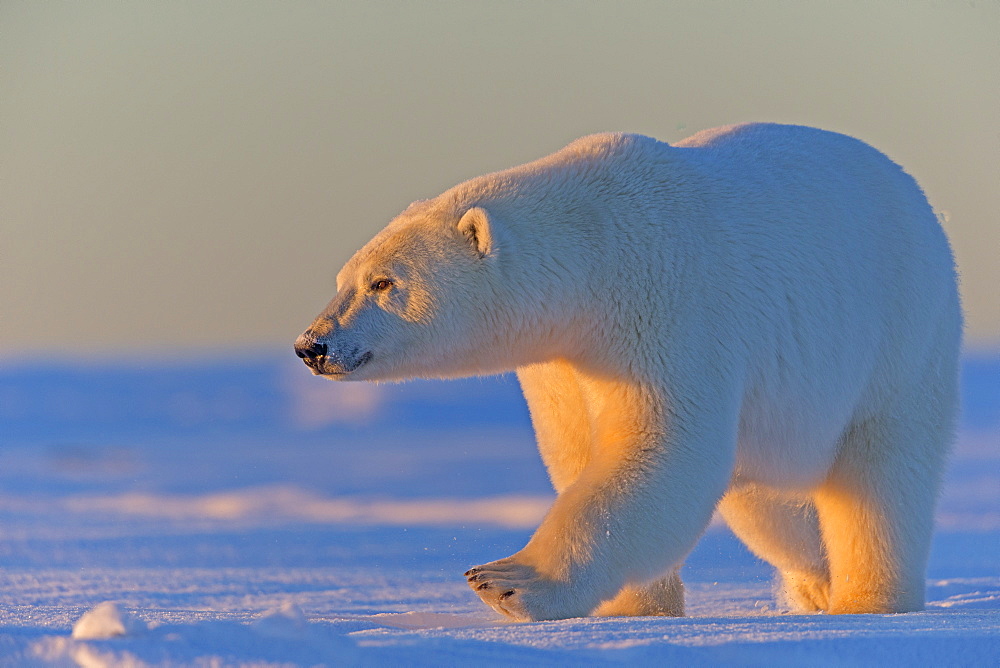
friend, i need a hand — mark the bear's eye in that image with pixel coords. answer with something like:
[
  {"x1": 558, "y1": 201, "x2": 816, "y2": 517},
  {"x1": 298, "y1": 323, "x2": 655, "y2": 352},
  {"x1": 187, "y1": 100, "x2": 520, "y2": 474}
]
[{"x1": 370, "y1": 278, "x2": 394, "y2": 293}]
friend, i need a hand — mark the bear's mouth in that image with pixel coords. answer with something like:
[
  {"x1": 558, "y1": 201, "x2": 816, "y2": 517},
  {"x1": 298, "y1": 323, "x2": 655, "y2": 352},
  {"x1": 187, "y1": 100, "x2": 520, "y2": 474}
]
[{"x1": 312, "y1": 350, "x2": 373, "y2": 377}]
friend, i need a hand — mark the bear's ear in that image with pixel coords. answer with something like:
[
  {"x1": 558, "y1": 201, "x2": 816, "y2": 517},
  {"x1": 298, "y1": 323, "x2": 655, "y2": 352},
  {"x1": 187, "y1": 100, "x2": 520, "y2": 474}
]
[{"x1": 457, "y1": 207, "x2": 494, "y2": 259}]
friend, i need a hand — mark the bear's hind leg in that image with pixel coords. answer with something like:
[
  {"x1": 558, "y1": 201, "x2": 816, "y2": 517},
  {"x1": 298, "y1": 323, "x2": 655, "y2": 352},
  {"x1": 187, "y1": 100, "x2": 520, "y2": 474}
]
[
  {"x1": 813, "y1": 410, "x2": 951, "y2": 614},
  {"x1": 593, "y1": 567, "x2": 684, "y2": 617},
  {"x1": 717, "y1": 485, "x2": 830, "y2": 612}
]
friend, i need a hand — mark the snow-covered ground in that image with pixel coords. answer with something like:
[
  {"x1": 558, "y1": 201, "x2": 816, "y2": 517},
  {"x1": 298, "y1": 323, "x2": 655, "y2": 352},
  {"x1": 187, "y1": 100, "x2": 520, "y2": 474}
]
[{"x1": 0, "y1": 352, "x2": 996, "y2": 666}]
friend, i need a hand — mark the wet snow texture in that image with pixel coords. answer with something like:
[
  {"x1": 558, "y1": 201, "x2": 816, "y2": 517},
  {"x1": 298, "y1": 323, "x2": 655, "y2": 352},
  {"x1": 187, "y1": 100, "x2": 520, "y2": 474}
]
[{"x1": 0, "y1": 353, "x2": 997, "y2": 666}]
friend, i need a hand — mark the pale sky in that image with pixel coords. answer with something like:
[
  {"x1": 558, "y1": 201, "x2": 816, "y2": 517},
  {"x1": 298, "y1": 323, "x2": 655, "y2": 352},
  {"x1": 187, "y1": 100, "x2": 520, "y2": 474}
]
[{"x1": 2, "y1": 1, "x2": 998, "y2": 356}]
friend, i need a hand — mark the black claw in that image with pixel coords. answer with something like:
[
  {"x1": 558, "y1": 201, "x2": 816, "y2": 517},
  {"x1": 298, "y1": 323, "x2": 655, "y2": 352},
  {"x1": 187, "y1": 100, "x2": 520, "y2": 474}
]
[
  {"x1": 467, "y1": 573, "x2": 481, "y2": 582},
  {"x1": 464, "y1": 568, "x2": 479, "y2": 577},
  {"x1": 499, "y1": 590, "x2": 515, "y2": 600},
  {"x1": 476, "y1": 582, "x2": 491, "y2": 591}
]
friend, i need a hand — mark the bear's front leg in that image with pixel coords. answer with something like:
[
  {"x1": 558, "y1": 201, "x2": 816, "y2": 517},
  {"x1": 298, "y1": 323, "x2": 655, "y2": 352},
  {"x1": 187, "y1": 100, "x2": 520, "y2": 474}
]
[
  {"x1": 465, "y1": 378, "x2": 738, "y2": 621},
  {"x1": 463, "y1": 456, "x2": 721, "y2": 621}
]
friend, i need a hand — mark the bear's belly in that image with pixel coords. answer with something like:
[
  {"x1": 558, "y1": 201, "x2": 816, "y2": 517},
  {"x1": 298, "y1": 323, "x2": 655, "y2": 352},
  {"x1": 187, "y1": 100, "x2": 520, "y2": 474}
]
[{"x1": 733, "y1": 410, "x2": 844, "y2": 490}]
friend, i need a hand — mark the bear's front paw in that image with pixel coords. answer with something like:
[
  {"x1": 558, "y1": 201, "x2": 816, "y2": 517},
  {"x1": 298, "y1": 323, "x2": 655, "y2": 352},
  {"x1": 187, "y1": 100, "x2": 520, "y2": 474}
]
[
  {"x1": 464, "y1": 558, "x2": 589, "y2": 621},
  {"x1": 465, "y1": 559, "x2": 548, "y2": 621}
]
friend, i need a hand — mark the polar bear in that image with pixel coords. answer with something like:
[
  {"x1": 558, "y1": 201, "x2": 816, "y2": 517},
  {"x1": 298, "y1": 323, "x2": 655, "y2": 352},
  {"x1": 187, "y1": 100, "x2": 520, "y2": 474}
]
[{"x1": 294, "y1": 123, "x2": 961, "y2": 621}]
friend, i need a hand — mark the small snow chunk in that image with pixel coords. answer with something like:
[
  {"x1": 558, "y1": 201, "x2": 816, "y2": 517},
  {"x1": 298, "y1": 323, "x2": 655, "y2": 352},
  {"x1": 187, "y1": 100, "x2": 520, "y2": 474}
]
[
  {"x1": 72, "y1": 602, "x2": 146, "y2": 639},
  {"x1": 252, "y1": 601, "x2": 309, "y2": 639}
]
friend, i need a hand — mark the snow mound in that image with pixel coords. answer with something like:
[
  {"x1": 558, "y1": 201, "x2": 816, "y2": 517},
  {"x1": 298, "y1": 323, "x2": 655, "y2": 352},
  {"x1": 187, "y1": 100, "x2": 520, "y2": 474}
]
[
  {"x1": 72, "y1": 601, "x2": 146, "y2": 639},
  {"x1": 252, "y1": 601, "x2": 310, "y2": 639}
]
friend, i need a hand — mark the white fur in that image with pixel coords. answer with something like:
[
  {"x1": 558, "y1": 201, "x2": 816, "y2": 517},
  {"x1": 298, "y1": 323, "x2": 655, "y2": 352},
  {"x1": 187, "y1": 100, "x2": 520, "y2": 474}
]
[{"x1": 296, "y1": 124, "x2": 961, "y2": 620}]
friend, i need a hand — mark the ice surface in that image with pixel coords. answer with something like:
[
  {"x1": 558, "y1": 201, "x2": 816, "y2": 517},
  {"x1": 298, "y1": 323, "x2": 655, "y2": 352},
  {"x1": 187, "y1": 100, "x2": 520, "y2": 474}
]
[{"x1": 0, "y1": 353, "x2": 996, "y2": 665}]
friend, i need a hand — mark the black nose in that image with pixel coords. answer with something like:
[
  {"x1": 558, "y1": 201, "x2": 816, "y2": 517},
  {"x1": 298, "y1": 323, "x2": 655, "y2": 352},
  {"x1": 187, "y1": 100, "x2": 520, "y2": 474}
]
[{"x1": 294, "y1": 339, "x2": 327, "y2": 361}]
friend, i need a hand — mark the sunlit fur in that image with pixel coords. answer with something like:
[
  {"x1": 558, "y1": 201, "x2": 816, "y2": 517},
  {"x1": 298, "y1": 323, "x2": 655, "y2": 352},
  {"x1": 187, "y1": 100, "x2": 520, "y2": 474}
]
[{"x1": 298, "y1": 123, "x2": 961, "y2": 621}]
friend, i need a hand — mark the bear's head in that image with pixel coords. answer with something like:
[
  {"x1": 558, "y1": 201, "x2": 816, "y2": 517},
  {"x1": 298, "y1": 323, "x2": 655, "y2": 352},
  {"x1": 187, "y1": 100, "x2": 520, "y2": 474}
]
[{"x1": 294, "y1": 201, "x2": 526, "y2": 382}]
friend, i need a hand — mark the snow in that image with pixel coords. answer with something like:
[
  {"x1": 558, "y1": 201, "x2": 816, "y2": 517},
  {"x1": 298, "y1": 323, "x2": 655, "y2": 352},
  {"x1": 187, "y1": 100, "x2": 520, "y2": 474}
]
[
  {"x1": 0, "y1": 352, "x2": 997, "y2": 666},
  {"x1": 71, "y1": 602, "x2": 146, "y2": 640}
]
